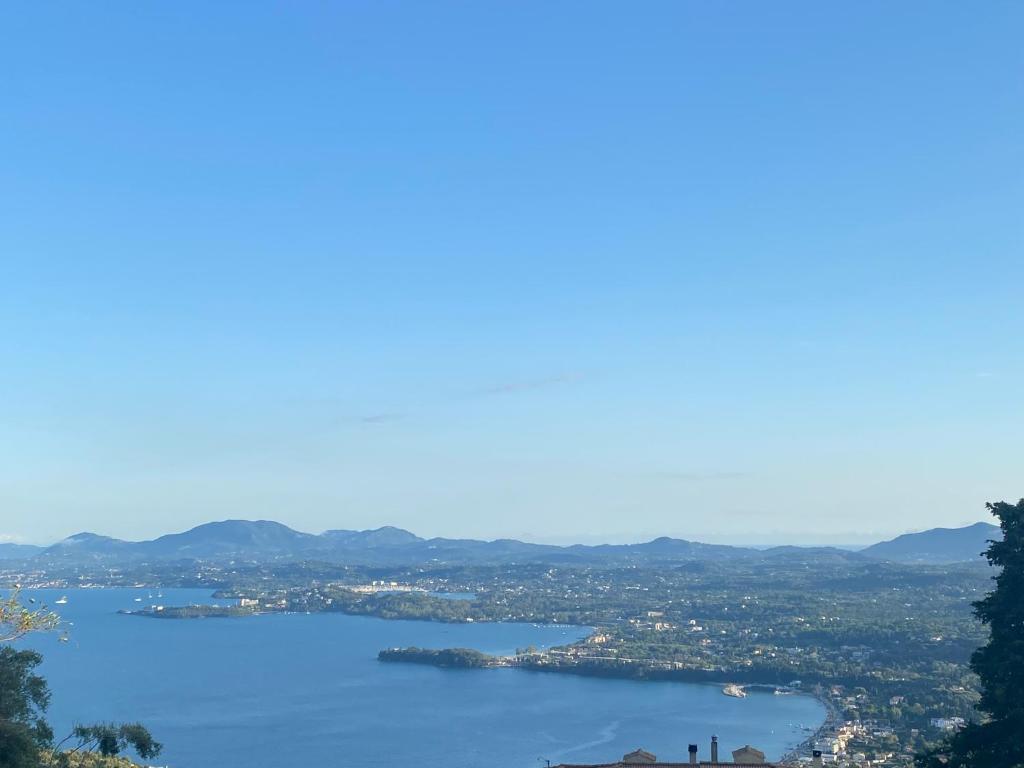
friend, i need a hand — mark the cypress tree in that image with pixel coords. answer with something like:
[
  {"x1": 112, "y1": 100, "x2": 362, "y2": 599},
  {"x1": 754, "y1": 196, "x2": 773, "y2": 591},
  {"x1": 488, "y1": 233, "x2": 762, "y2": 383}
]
[{"x1": 918, "y1": 499, "x2": 1024, "y2": 768}]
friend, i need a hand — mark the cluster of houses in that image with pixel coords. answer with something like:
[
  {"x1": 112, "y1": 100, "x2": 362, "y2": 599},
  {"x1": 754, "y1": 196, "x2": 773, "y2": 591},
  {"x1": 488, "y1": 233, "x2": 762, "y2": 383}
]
[{"x1": 553, "y1": 738, "x2": 828, "y2": 767}]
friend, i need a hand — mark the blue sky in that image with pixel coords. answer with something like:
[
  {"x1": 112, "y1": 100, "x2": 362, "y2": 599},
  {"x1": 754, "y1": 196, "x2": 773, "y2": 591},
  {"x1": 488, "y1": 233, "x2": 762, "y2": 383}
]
[{"x1": 1, "y1": 2, "x2": 1021, "y2": 545}]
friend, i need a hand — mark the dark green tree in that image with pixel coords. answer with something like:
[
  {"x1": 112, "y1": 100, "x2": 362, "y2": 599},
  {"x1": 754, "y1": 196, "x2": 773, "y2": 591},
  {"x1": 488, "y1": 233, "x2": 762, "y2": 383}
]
[
  {"x1": 917, "y1": 499, "x2": 1024, "y2": 768},
  {"x1": 0, "y1": 646, "x2": 53, "y2": 768}
]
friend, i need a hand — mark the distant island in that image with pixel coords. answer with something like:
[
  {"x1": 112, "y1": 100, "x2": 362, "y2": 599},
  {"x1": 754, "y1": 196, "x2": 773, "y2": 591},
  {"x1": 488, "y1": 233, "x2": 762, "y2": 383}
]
[
  {"x1": 378, "y1": 647, "x2": 495, "y2": 668},
  {"x1": 119, "y1": 604, "x2": 255, "y2": 619}
]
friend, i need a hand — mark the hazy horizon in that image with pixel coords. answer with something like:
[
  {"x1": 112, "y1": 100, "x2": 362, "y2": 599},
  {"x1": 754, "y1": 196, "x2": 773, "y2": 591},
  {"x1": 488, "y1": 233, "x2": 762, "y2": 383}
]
[
  {"x1": 3, "y1": 2, "x2": 1021, "y2": 546},
  {"x1": 1, "y1": 514, "x2": 1000, "y2": 550}
]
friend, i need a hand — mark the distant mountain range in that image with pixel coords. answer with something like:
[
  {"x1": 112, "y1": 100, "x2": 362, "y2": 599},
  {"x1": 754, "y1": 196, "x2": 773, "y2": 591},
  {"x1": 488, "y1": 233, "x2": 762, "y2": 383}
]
[
  {"x1": 0, "y1": 519, "x2": 999, "y2": 567},
  {"x1": 29, "y1": 520, "x2": 757, "y2": 567}
]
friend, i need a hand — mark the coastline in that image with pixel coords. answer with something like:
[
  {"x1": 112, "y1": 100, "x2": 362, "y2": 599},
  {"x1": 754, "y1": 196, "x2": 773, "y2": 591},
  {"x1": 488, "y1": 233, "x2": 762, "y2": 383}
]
[
  {"x1": 380, "y1": 646, "x2": 828, "y2": 761},
  {"x1": 18, "y1": 589, "x2": 831, "y2": 765},
  {"x1": 778, "y1": 692, "x2": 841, "y2": 765}
]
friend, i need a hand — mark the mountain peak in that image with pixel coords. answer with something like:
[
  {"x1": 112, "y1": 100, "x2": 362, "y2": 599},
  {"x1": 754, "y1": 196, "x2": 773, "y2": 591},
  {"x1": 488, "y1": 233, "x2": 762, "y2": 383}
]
[
  {"x1": 322, "y1": 526, "x2": 422, "y2": 547},
  {"x1": 59, "y1": 532, "x2": 118, "y2": 545},
  {"x1": 861, "y1": 521, "x2": 999, "y2": 563},
  {"x1": 143, "y1": 519, "x2": 316, "y2": 558}
]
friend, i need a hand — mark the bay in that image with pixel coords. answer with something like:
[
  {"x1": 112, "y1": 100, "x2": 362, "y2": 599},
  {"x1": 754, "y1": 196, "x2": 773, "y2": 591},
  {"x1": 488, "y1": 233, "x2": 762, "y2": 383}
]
[{"x1": 14, "y1": 588, "x2": 824, "y2": 767}]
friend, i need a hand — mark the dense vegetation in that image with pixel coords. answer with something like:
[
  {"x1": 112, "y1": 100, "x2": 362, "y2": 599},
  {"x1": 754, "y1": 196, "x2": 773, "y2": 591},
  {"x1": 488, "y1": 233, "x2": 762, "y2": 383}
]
[
  {"x1": 378, "y1": 647, "x2": 494, "y2": 668},
  {"x1": 124, "y1": 604, "x2": 256, "y2": 619}
]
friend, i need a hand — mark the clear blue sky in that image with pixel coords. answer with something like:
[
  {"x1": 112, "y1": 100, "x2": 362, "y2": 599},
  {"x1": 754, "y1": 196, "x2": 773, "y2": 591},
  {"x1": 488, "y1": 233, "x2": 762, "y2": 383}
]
[{"x1": 1, "y1": 2, "x2": 1020, "y2": 545}]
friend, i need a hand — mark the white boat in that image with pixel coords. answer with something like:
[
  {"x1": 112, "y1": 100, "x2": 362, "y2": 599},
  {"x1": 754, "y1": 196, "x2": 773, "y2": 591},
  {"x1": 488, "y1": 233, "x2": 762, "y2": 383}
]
[{"x1": 55, "y1": 596, "x2": 68, "y2": 605}]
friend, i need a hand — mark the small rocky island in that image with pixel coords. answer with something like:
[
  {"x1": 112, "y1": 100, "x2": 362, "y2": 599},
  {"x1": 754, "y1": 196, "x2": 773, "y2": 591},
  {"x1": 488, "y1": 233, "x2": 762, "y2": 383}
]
[
  {"x1": 377, "y1": 647, "x2": 498, "y2": 668},
  {"x1": 120, "y1": 604, "x2": 257, "y2": 619}
]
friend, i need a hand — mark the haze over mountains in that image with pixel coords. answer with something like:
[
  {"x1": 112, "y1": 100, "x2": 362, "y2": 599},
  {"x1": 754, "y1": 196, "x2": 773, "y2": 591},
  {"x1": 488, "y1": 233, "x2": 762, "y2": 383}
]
[
  {"x1": 0, "y1": 542, "x2": 48, "y2": 560},
  {"x1": 859, "y1": 522, "x2": 999, "y2": 564},
  {"x1": 0, "y1": 519, "x2": 999, "y2": 566}
]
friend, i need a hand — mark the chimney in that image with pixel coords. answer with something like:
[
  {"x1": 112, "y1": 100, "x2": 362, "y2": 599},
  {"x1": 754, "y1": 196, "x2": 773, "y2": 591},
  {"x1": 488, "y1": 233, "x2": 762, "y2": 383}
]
[
  {"x1": 812, "y1": 750, "x2": 823, "y2": 767},
  {"x1": 688, "y1": 744, "x2": 698, "y2": 765},
  {"x1": 710, "y1": 736, "x2": 718, "y2": 763}
]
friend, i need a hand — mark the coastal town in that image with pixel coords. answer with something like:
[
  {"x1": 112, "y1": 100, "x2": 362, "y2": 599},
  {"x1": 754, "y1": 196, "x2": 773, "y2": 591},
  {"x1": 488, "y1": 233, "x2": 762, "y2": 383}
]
[{"x1": 3, "y1": 549, "x2": 988, "y2": 767}]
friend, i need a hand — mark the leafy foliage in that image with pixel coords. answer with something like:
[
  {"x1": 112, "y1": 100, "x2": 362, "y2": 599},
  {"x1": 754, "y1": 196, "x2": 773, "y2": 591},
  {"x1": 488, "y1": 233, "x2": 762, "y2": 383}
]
[
  {"x1": 917, "y1": 500, "x2": 1024, "y2": 768},
  {"x1": 59, "y1": 723, "x2": 162, "y2": 762},
  {"x1": 0, "y1": 588, "x2": 61, "y2": 642},
  {"x1": 0, "y1": 646, "x2": 54, "y2": 767},
  {"x1": 378, "y1": 646, "x2": 494, "y2": 668}
]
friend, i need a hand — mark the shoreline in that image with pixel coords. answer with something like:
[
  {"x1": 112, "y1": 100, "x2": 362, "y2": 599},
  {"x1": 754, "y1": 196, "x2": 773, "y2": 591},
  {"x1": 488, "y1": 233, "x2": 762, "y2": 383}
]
[
  {"x1": 778, "y1": 692, "x2": 842, "y2": 765},
  {"x1": 381, "y1": 647, "x2": 829, "y2": 761}
]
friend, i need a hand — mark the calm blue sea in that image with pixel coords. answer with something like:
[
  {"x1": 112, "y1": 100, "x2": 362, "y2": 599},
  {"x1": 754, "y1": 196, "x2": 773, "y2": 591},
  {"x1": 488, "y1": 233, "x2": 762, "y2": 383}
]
[{"x1": 12, "y1": 588, "x2": 824, "y2": 768}]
